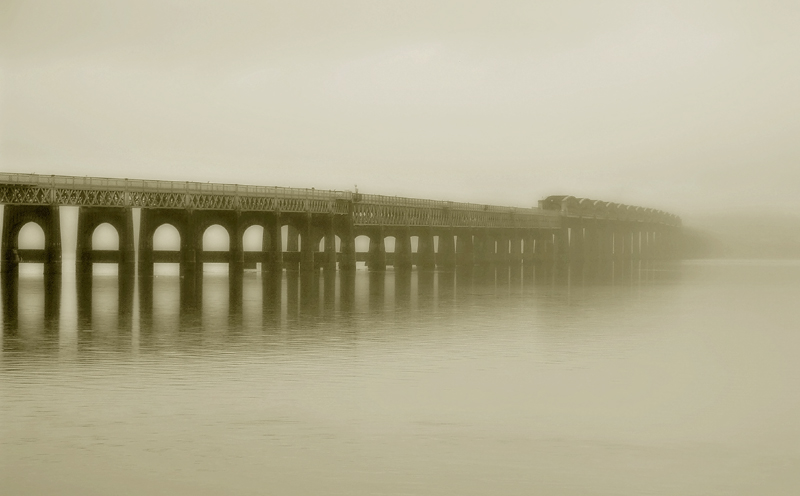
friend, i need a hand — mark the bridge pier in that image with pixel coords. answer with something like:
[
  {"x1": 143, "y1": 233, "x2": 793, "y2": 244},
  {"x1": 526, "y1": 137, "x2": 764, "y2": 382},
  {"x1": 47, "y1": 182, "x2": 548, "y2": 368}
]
[
  {"x1": 510, "y1": 230, "x2": 523, "y2": 265},
  {"x1": 338, "y1": 216, "x2": 356, "y2": 271},
  {"x1": 284, "y1": 223, "x2": 300, "y2": 271},
  {"x1": 611, "y1": 224, "x2": 625, "y2": 261},
  {"x1": 530, "y1": 229, "x2": 548, "y2": 262},
  {"x1": 262, "y1": 214, "x2": 282, "y2": 272},
  {"x1": 190, "y1": 209, "x2": 241, "y2": 273},
  {"x1": 595, "y1": 223, "x2": 612, "y2": 261},
  {"x1": 645, "y1": 228, "x2": 656, "y2": 260},
  {"x1": 485, "y1": 233, "x2": 499, "y2": 265},
  {"x1": 75, "y1": 206, "x2": 135, "y2": 274},
  {"x1": 0, "y1": 176, "x2": 681, "y2": 293},
  {"x1": 497, "y1": 232, "x2": 511, "y2": 265},
  {"x1": 322, "y1": 215, "x2": 337, "y2": 271},
  {"x1": 473, "y1": 230, "x2": 492, "y2": 266},
  {"x1": 555, "y1": 227, "x2": 569, "y2": 262},
  {"x1": 300, "y1": 214, "x2": 315, "y2": 272},
  {"x1": 521, "y1": 232, "x2": 534, "y2": 265},
  {"x1": 395, "y1": 227, "x2": 412, "y2": 270},
  {"x1": 437, "y1": 230, "x2": 456, "y2": 269},
  {"x1": 417, "y1": 228, "x2": 435, "y2": 270},
  {"x1": 633, "y1": 226, "x2": 643, "y2": 261},
  {"x1": 138, "y1": 208, "x2": 193, "y2": 278},
  {"x1": 582, "y1": 220, "x2": 598, "y2": 261},
  {"x1": 456, "y1": 231, "x2": 474, "y2": 267},
  {"x1": 367, "y1": 228, "x2": 386, "y2": 271},
  {"x1": 567, "y1": 220, "x2": 585, "y2": 263},
  {"x1": 1, "y1": 204, "x2": 62, "y2": 273}
]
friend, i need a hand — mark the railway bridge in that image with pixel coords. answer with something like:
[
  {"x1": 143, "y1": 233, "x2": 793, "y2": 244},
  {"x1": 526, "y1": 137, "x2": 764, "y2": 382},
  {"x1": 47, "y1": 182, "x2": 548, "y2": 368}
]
[{"x1": 0, "y1": 173, "x2": 681, "y2": 276}]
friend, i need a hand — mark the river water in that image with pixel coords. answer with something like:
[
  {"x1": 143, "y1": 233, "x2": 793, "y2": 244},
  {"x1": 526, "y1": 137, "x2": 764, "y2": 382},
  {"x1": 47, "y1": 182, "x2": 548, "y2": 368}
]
[{"x1": 1, "y1": 261, "x2": 799, "y2": 495}]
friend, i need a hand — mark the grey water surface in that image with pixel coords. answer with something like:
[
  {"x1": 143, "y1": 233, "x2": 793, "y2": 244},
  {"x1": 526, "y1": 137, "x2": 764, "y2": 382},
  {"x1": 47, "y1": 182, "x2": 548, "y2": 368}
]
[{"x1": 1, "y1": 261, "x2": 799, "y2": 495}]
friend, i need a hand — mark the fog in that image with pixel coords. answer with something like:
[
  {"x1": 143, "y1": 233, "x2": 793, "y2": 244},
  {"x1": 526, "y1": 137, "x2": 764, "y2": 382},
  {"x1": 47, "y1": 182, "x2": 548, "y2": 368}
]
[
  {"x1": 2, "y1": 1, "x2": 799, "y2": 218},
  {"x1": 5, "y1": 5, "x2": 800, "y2": 494}
]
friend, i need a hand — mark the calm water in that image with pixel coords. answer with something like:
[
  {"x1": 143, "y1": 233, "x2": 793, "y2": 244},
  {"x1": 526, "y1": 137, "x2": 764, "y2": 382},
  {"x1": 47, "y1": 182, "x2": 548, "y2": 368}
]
[{"x1": 1, "y1": 261, "x2": 799, "y2": 495}]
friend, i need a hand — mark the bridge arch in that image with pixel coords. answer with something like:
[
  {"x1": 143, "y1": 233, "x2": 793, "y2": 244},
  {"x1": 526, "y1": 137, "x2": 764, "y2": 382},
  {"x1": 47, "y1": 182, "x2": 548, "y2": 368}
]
[
  {"x1": 17, "y1": 222, "x2": 45, "y2": 250},
  {"x1": 281, "y1": 224, "x2": 302, "y2": 252},
  {"x1": 242, "y1": 224, "x2": 263, "y2": 252},
  {"x1": 383, "y1": 235, "x2": 396, "y2": 254},
  {"x1": 410, "y1": 235, "x2": 419, "y2": 253},
  {"x1": 152, "y1": 223, "x2": 181, "y2": 251},
  {"x1": 73, "y1": 207, "x2": 134, "y2": 269},
  {"x1": 202, "y1": 224, "x2": 230, "y2": 251},
  {"x1": 91, "y1": 222, "x2": 119, "y2": 251},
  {"x1": 354, "y1": 234, "x2": 371, "y2": 252},
  {"x1": 318, "y1": 235, "x2": 342, "y2": 253}
]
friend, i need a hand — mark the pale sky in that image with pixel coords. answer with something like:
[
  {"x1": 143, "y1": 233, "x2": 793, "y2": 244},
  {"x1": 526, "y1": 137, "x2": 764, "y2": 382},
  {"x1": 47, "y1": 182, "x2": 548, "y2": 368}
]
[{"x1": 1, "y1": 1, "x2": 799, "y2": 218}]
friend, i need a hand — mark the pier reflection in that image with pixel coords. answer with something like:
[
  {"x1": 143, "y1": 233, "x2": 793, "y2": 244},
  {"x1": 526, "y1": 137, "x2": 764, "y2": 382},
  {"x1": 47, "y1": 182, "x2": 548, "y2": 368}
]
[{"x1": 1, "y1": 261, "x2": 680, "y2": 357}]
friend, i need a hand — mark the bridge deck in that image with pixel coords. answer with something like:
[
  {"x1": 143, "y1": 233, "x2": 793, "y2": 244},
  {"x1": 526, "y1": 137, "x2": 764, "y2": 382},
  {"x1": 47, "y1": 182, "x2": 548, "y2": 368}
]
[{"x1": 0, "y1": 173, "x2": 678, "y2": 228}]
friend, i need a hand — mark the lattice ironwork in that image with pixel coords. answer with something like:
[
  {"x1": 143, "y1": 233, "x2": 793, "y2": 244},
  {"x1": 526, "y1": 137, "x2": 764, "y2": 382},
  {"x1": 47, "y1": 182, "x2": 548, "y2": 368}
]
[
  {"x1": 351, "y1": 202, "x2": 562, "y2": 229},
  {"x1": 0, "y1": 172, "x2": 679, "y2": 228},
  {"x1": 0, "y1": 185, "x2": 49, "y2": 205}
]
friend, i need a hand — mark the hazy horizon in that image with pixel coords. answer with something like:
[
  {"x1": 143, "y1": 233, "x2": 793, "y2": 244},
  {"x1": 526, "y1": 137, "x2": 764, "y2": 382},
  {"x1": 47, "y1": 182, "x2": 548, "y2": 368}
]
[{"x1": 2, "y1": 1, "x2": 799, "y2": 219}]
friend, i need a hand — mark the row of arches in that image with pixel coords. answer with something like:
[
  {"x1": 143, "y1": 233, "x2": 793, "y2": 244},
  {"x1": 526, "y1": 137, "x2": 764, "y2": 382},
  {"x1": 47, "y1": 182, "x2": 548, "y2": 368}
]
[
  {"x1": 2, "y1": 205, "x2": 591, "y2": 276},
  {"x1": 15, "y1": 223, "x2": 265, "y2": 251},
  {"x1": 7, "y1": 224, "x2": 550, "y2": 252},
  {"x1": 11, "y1": 222, "x2": 554, "y2": 265}
]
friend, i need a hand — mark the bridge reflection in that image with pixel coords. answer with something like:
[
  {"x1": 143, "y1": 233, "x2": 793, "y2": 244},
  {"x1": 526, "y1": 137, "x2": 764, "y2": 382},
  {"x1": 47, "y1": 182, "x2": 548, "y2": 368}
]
[{"x1": 0, "y1": 262, "x2": 679, "y2": 356}]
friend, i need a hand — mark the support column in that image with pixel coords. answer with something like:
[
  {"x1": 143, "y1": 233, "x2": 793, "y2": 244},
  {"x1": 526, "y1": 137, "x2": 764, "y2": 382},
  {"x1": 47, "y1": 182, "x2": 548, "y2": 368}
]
[
  {"x1": 568, "y1": 220, "x2": 584, "y2": 262},
  {"x1": 229, "y1": 266, "x2": 243, "y2": 318},
  {"x1": 596, "y1": 223, "x2": 613, "y2": 261},
  {"x1": 437, "y1": 230, "x2": 456, "y2": 269},
  {"x1": 138, "y1": 209, "x2": 154, "y2": 278},
  {"x1": 262, "y1": 213, "x2": 282, "y2": 273},
  {"x1": 300, "y1": 214, "x2": 315, "y2": 272},
  {"x1": 137, "y1": 208, "x2": 190, "y2": 278},
  {"x1": 120, "y1": 208, "x2": 135, "y2": 276},
  {"x1": 583, "y1": 220, "x2": 598, "y2": 261},
  {"x1": 395, "y1": 227, "x2": 412, "y2": 271},
  {"x1": 75, "y1": 207, "x2": 135, "y2": 274},
  {"x1": 75, "y1": 207, "x2": 94, "y2": 272},
  {"x1": 531, "y1": 229, "x2": 546, "y2": 263},
  {"x1": 76, "y1": 266, "x2": 92, "y2": 326},
  {"x1": 339, "y1": 216, "x2": 356, "y2": 271},
  {"x1": 324, "y1": 215, "x2": 336, "y2": 271},
  {"x1": 1, "y1": 269, "x2": 18, "y2": 328},
  {"x1": 554, "y1": 226, "x2": 568, "y2": 262},
  {"x1": 651, "y1": 229, "x2": 663, "y2": 260},
  {"x1": 630, "y1": 228, "x2": 642, "y2": 260},
  {"x1": 613, "y1": 224, "x2": 626, "y2": 261},
  {"x1": 1, "y1": 204, "x2": 62, "y2": 274},
  {"x1": 182, "y1": 210, "x2": 199, "y2": 278},
  {"x1": 368, "y1": 228, "x2": 386, "y2": 271},
  {"x1": 44, "y1": 206, "x2": 62, "y2": 274},
  {"x1": 230, "y1": 212, "x2": 244, "y2": 276},
  {"x1": 418, "y1": 228, "x2": 435, "y2": 270},
  {"x1": 509, "y1": 230, "x2": 523, "y2": 265},
  {"x1": 497, "y1": 231, "x2": 510, "y2": 265},
  {"x1": 473, "y1": 230, "x2": 491, "y2": 266},
  {"x1": 522, "y1": 231, "x2": 535, "y2": 265},
  {"x1": 640, "y1": 227, "x2": 651, "y2": 260},
  {"x1": 456, "y1": 231, "x2": 474, "y2": 268},
  {"x1": 287, "y1": 225, "x2": 299, "y2": 252}
]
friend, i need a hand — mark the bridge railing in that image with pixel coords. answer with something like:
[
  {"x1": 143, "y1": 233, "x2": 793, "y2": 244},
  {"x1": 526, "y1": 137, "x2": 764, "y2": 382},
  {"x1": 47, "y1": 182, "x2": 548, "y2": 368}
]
[
  {"x1": 0, "y1": 173, "x2": 351, "y2": 201},
  {"x1": 357, "y1": 193, "x2": 538, "y2": 214},
  {"x1": 353, "y1": 193, "x2": 562, "y2": 228},
  {"x1": 0, "y1": 173, "x2": 680, "y2": 227}
]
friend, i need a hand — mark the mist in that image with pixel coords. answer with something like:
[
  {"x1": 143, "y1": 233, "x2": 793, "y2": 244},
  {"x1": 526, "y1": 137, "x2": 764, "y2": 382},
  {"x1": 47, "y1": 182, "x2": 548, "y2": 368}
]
[{"x1": 2, "y1": 1, "x2": 799, "y2": 219}]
